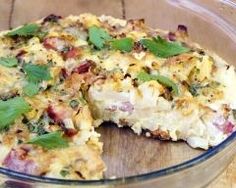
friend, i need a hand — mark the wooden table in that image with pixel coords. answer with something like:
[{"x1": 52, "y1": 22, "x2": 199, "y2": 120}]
[{"x1": 0, "y1": 0, "x2": 235, "y2": 187}]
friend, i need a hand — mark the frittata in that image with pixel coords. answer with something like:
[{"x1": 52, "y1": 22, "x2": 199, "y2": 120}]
[{"x1": 0, "y1": 13, "x2": 235, "y2": 180}]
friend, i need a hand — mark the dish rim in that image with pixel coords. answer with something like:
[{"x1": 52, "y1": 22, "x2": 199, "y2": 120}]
[
  {"x1": 0, "y1": 132, "x2": 235, "y2": 186},
  {"x1": 0, "y1": 0, "x2": 236, "y2": 186}
]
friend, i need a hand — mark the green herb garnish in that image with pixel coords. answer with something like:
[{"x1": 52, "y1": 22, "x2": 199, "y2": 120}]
[
  {"x1": 28, "y1": 131, "x2": 69, "y2": 149},
  {"x1": 23, "y1": 64, "x2": 52, "y2": 83},
  {"x1": 188, "y1": 84, "x2": 202, "y2": 97},
  {"x1": 137, "y1": 72, "x2": 179, "y2": 95},
  {"x1": 26, "y1": 116, "x2": 48, "y2": 135},
  {"x1": 22, "y1": 64, "x2": 51, "y2": 97},
  {"x1": 0, "y1": 97, "x2": 30, "y2": 130},
  {"x1": 111, "y1": 38, "x2": 134, "y2": 52},
  {"x1": 188, "y1": 81, "x2": 220, "y2": 97},
  {"x1": 23, "y1": 82, "x2": 40, "y2": 97},
  {"x1": 60, "y1": 169, "x2": 70, "y2": 177},
  {"x1": 69, "y1": 100, "x2": 79, "y2": 109},
  {"x1": 140, "y1": 36, "x2": 190, "y2": 58},
  {"x1": 7, "y1": 24, "x2": 40, "y2": 37},
  {"x1": 0, "y1": 57, "x2": 18, "y2": 67},
  {"x1": 88, "y1": 26, "x2": 112, "y2": 49}
]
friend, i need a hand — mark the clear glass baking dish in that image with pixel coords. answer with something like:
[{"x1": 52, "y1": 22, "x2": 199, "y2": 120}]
[{"x1": 0, "y1": 0, "x2": 236, "y2": 187}]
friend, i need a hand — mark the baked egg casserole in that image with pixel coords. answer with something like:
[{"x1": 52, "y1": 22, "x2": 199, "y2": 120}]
[{"x1": 0, "y1": 13, "x2": 235, "y2": 179}]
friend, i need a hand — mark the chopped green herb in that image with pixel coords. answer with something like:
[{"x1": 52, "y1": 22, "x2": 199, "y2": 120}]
[
  {"x1": 88, "y1": 26, "x2": 112, "y2": 49},
  {"x1": 0, "y1": 57, "x2": 18, "y2": 67},
  {"x1": 140, "y1": 36, "x2": 190, "y2": 58},
  {"x1": 26, "y1": 116, "x2": 48, "y2": 136},
  {"x1": 28, "y1": 131, "x2": 69, "y2": 149},
  {"x1": 26, "y1": 121, "x2": 47, "y2": 136},
  {"x1": 137, "y1": 72, "x2": 179, "y2": 95},
  {"x1": 23, "y1": 82, "x2": 40, "y2": 97},
  {"x1": 111, "y1": 38, "x2": 134, "y2": 52},
  {"x1": 17, "y1": 139, "x2": 23, "y2": 144},
  {"x1": 188, "y1": 84, "x2": 202, "y2": 96},
  {"x1": 7, "y1": 24, "x2": 40, "y2": 37},
  {"x1": 69, "y1": 100, "x2": 79, "y2": 109},
  {"x1": 188, "y1": 81, "x2": 220, "y2": 97},
  {"x1": 60, "y1": 169, "x2": 70, "y2": 177},
  {"x1": 0, "y1": 97, "x2": 30, "y2": 130},
  {"x1": 23, "y1": 64, "x2": 52, "y2": 83}
]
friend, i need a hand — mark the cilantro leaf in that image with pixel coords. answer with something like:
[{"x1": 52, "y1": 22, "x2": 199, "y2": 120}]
[
  {"x1": 88, "y1": 26, "x2": 112, "y2": 49},
  {"x1": 23, "y1": 64, "x2": 52, "y2": 83},
  {"x1": 137, "y1": 72, "x2": 179, "y2": 95},
  {"x1": 7, "y1": 24, "x2": 40, "y2": 37},
  {"x1": 111, "y1": 38, "x2": 134, "y2": 52},
  {"x1": 0, "y1": 57, "x2": 18, "y2": 67},
  {"x1": 140, "y1": 36, "x2": 190, "y2": 58},
  {"x1": 28, "y1": 131, "x2": 69, "y2": 149},
  {"x1": 0, "y1": 97, "x2": 30, "y2": 130},
  {"x1": 23, "y1": 82, "x2": 40, "y2": 97}
]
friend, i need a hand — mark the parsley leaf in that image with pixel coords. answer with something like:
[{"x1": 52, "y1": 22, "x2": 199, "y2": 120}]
[
  {"x1": 88, "y1": 26, "x2": 112, "y2": 49},
  {"x1": 0, "y1": 97, "x2": 30, "y2": 130},
  {"x1": 28, "y1": 131, "x2": 69, "y2": 149},
  {"x1": 137, "y1": 72, "x2": 179, "y2": 95},
  {"x1": 111, "y1": 38, "x2": 134, "y2": 52},
  {"x1": 22, "y1": 64, "x2": 51, "y2": 97},
  {"x1": 7, "y1": 24, "x2": 40, "y2": 37},
  {"x1": 23, "y1": 82, "x2": 40, "y2": 97},
  {"x1": 140, "y1": 36, "x2": 190, "y2": 58},
  {"x1": 0, "y1": 57, "x2": 18, "y2": 67},
  {"x1": 23, "y1": 64, "x2": 52, "y2": 83}
]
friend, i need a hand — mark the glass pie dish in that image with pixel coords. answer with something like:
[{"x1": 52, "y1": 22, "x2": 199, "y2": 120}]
[{"x1": 0, "y1": 0, "x2": 236, "y2": 187}]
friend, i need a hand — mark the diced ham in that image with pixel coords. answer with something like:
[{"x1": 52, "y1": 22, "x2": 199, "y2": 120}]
[
  {"x1": 63, "y1": 128, "x2": 78, "y2": 137},
  {"x1": 133, "y1": 41, "x2": 145, "y2": 53},
  {"x1": 213, "y1": 115, "x2": 235, "y2": 135},
  {"x1": 43, "y1": 37, "x2": 67, "y2": 51},
  {"x1": 167, "y1": 25, "x2": 188, "y2": 42},
  {"x1": 168, "y1": 32, "x2": 176, "y2": 41},
  {"x1": 43, "y1": 14, "x2": 62, "y2": 23},
  {"x1": 60, "y1": 68, "x2": 69, "y2": 80},
  {"x1": 223, "y1": 121, "x2": 234, "y2": 134},
  {"x1": 72, "y1": 60, "x2": 93, "y2": 74},
  {"x1": 119, "y1": 101, "x2": 134, "y2": 113},
  {"x1": 46, "y1": 105, "x2": 78, "y2": 137},
  {"x1": 105, "y1": 105, "x2": 117, "y2": 112},
  {"x1": 43, "y1": 37, "x2": 80, "y2": 60},
  {"x1": 47, "y1": 105, "x2": 61, "y2": 123},
  {"x1": 177, "y1": 25, "x2": 188, "y2": 33},
  {"x1": 16, "y1": 50, "x2": 27, "y2": 61},
  {"x1": 62, "y1": 47, "x2": 81, "y2": 60},
  {"x1": 47, "y1": 105, "x2": 72, "y2": 123},
  {"x1": 3, "y1": 148, "x2": 40, "y2": 175},
  {"x1": 176, "y1": 24, "x2": 188, "y2": 38}
]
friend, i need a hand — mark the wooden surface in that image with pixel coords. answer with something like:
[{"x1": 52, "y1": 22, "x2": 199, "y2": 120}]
[{"x1": 0, "y1": 0, "x2": 235, "y2": 187}]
